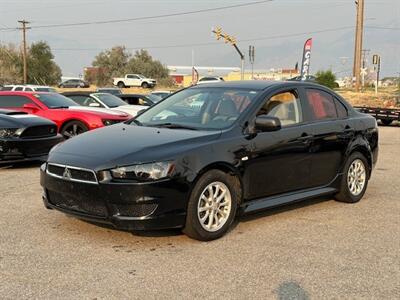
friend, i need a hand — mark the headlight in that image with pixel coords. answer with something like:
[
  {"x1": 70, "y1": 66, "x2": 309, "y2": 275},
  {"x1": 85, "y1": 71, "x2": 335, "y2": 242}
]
[
  {"x1": 102, "y1": 119, "x2": 120, "y2": 126},
  {"x1": 111, "y1": 161, "x2": 174, "y2": 181},
  {"x1": 0, "y1": 128, "x2": 24, "y2": 138}
]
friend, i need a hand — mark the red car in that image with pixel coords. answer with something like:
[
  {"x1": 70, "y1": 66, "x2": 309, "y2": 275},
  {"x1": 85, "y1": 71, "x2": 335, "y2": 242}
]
[{"x1": 0, "y1": 92, "x2": 131, "y2": 138}]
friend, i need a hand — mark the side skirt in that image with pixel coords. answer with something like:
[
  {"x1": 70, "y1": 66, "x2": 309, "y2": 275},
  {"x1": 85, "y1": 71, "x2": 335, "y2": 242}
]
[{"x1": 240, "y1": 186, "x2": 338, "y2": 215}]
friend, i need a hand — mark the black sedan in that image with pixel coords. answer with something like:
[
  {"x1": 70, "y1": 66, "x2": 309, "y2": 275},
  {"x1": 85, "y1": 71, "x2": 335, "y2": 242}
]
[
  {"x1": 40, "y1": 81, "x2": 378, "y2": 241},
  {"x1": 1, "y1": 109, "x2": 63, "y2": 164}
]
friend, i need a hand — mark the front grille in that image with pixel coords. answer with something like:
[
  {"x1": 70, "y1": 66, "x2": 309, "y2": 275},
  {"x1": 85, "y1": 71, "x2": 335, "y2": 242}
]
[
  {"x1": 48, "y1": 191, "x2": 107, "y2": 217},
  {"x1": 47, "y1": 164, "x2": 98, "y2": 184},
  {"x1": 116, "y1": 203, "x2": 158, "y2": 218},
  {"x1": 21, "y1": 125, "x2": 57, "y2": 138}
]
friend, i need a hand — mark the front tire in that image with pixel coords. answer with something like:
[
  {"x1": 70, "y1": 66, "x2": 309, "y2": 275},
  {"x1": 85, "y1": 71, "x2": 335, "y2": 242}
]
[
  {"x1": 61, "y1": 120, "x2": 88, "y2": 139},
  {"x1": 183, "y1": 170, "x2": 241, "y2": 241},
  {"x1": 335, "y1": 152, "x2": 369, "y2": 203},
  {"x1": 141, "y1": 82, "x2": 149, "y2": 88}
]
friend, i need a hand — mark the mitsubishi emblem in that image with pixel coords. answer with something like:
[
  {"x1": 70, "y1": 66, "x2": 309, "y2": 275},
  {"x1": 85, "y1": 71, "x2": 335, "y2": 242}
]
[{"x1": 63, "y1": 167, "x2": 72, "y2": 179}]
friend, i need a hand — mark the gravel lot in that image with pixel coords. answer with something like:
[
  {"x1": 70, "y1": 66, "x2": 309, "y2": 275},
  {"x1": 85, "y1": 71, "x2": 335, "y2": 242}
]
[{"x1": 0, "y1": 126, "x2": 399, "y2": 299}]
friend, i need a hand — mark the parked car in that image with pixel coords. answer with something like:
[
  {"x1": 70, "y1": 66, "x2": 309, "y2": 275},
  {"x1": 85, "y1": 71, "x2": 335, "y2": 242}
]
[
  {"x1": 0, "y1": 109, "x2": 63, "y2": 164},
  {"x1": 117, "y1": 93, "x2": 161, "y2": 106},
  {"x1": 96, "y1": 87, "x2": 122, "y2": 95},
  {"x1": 0, "y1": 92, "x2": 131, "y2": 139},
  {"x1": 1, "y1": 85, "x2": 57, "y2": 92},
  {"x1": 113, "y1": 74, "x2": 156, "y2": 88},
  {"x1": 196, "y1": 76, "x2": 224, "y2": 85},
  {"x1": 58, "y1": 79, "x2": 90, "y2": 88},
  {"x1": 40, "y1": 81, "x2": 378, "y2": 241},
  {"x1": 151, "y1": 90, "x2": 173, "y2": 99},
  {"x1": 62, "y1": 92, "x2": 145, "y2": 116}
]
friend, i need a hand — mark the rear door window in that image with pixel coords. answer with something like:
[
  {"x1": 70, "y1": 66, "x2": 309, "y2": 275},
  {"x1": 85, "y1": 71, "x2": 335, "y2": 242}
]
[
  {"x1": 334, "y1": 98, "x2": 348, "y2": 119},
  {"x1": 304, "y1": 89, "x2": 338, "y2": 121}
]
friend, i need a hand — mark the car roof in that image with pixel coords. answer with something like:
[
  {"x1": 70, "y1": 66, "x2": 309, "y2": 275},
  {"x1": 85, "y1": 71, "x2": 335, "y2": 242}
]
[
  {"x1": 119, "y1": 94, "x2": 149, "y2": 97},
  {"x1": 62, "y1": 91, "x2": 94, "y2": 96},
  {"x1": 191, "y1": 80, "x2": 327, "y2": 90}
]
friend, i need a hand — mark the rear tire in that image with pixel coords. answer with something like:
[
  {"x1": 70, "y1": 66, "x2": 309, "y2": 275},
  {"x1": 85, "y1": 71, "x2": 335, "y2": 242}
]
[
  {"x1": 380, "y1": 119, "x2": 392, "y2": 126},
  {"x1": 61, "y1": 120, "x2": 88, "y2": 139},
  {"x1": 335, "y1": 152, "x2": 369, "y2": 203},
  {"x1": 183, "y1": 170, "x2": 241, "y2": 241},
  {"x1": 117, "y1": 81, "x2": 125, "y2": 88}
]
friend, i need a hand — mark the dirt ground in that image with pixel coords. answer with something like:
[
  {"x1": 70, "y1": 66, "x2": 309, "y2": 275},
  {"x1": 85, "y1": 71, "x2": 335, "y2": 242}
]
[{"x1": 0, "y1": 126, "x2": 399, "y2": 299}]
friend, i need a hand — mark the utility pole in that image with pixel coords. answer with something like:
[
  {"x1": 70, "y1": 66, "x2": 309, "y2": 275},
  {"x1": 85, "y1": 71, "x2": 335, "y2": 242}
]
[
  {"x1": 212, "y1": 27, "x2": 245, "y2": 80},
  {"x1": 353, "y1": 0, "x2": 364, "y2": 92},
  {"x1": 18, "y1": 20, "x2": 30, "y2": 84}
]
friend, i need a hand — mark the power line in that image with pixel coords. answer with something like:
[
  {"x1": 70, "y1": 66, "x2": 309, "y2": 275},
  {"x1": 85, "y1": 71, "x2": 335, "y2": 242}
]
[
  {"x1": 0, "y1": 0, "x2": 274, "y2": 31},
  {"x1": 51, "y1": 25, "x2": 356, "y2": 52}
]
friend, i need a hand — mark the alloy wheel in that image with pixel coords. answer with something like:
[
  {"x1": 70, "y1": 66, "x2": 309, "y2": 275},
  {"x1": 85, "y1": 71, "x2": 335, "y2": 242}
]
[
  {"x1": 197, "y1": 181, "x2": 232, "y2": 232},
  {"x1": 62, "y1": 123, "x2": 86, "y2": 139},
  {"x1": 347, "y1": 159, "x2": 366, "y2": 196}
]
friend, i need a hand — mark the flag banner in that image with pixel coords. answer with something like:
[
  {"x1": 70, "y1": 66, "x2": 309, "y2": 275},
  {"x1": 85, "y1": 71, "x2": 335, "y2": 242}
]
[{"x1": 300, "y1": 38, "x2": 312, "y2": 80}]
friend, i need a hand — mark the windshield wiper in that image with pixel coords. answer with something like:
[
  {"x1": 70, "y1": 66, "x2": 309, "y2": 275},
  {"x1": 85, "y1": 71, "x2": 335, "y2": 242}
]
[{"x1": 149, "y1": 123, "x2": 198, "y2": 130}]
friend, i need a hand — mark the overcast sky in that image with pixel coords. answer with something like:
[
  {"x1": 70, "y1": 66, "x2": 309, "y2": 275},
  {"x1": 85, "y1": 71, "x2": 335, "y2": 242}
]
[{"x1": 0, "y1": 0, "x2": 399, "y2": 77}]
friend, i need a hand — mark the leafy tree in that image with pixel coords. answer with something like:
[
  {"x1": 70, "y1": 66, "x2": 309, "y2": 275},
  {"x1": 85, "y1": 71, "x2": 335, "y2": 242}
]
[
  {"x1": 315, "y1": 70, "x2": 337, "y2": 89},
  {"x1": 27, "y1": 41, "x2": 62, "y2": 85},
  {"x1": 90, "y1": 47, "x2": 172, "y2": 86},
  {"x1": 92, "y1": 46, "x2": 131, "y2": 85},
  {"x1": 0, "y1": 41, "x2": 61, "y2": 85},
  {"x1": 0, "y1": 44, "x2": 22, "y2": 84},
  {"x1": 125, "y1": 49, "x2": 169, "y2": 79}
]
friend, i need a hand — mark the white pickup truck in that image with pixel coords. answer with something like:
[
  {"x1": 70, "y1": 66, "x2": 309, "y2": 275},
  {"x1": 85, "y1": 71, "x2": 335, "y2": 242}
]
[{"x1": 113, "y1": 74, "x2": 157, "y2": 88}]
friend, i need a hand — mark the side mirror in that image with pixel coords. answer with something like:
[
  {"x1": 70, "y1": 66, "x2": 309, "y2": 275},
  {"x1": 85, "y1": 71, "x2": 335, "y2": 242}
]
[
  {"x1": 89, "y1": 102, "x2": 101, "y2": 107},
  {"x1": 255, "y1": 115, "x2": 281, "y2": 132},
  {"x1": 23, "y1": 103, "x2": 39, "y2": 112}
]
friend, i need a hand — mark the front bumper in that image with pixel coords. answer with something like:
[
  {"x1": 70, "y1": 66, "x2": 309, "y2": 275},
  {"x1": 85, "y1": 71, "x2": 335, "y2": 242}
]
[
  {"x1": 0, "y1": 134, "x2": 63, "y2": 164},
  {"x1": 40, "y1": 165, "x2": 189, "y2": 231}
]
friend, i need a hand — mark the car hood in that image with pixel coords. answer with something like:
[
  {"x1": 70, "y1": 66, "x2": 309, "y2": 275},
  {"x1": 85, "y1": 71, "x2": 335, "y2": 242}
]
[
  {"x1": 67, "y1": 106, "x2": 130, "y2": 117},
  {"x1": 0, "y1": 113, "x2": 55, "y2": 128},
  {"x1": 48, "y1": 123, "x2": 221, "y2": 170}
]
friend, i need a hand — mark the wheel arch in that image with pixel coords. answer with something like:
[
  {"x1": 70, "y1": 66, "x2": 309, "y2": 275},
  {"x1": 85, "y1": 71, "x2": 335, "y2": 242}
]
[
  {"x1": 191, "y1": 162, "x2": 244, "y2": 204},
  {"x1": 348, "y1": 144, "x2": 373, "y2": 178},
  {"x1": 60, "y1": 118, "x2": 90, "y2": 133}
]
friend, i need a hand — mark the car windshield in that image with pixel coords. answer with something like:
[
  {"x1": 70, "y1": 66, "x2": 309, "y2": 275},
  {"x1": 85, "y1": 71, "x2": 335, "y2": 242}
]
[
  {"x1": 35, "y1": 87, "x2": 57, "y2": 92},
  {"x1": 34, "y1": 93, "x2": 79, "y2": 108},
  {"x1": 95, "y1": 93, "x2": 128, "y2": 108},
  {"x1": 147, "y1": 94, "x2": 162, "y2": 103},
  {"x1": 134, "y1": 87, "x2": 260, "y2": 130},
  {"x1": 137, "y1": 74, "x2": 145, "y2": 79},
  {"x1": 98, "y1": 89, "x2": 121, "y2": 95}
]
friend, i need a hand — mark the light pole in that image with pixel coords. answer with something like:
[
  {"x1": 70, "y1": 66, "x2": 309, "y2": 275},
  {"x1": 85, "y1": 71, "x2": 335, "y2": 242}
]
[{"x1": 212, "y1": 27, "x2": 245, "y2": 80}]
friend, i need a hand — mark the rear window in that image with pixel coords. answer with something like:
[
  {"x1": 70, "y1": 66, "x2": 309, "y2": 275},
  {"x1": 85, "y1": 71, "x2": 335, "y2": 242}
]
[
  {"x1": 0, "y1": 95, "x2": 33, "y2": 107},
  {"x1": 305, "y1": 89, "x2": 337, "y2": 121}
]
